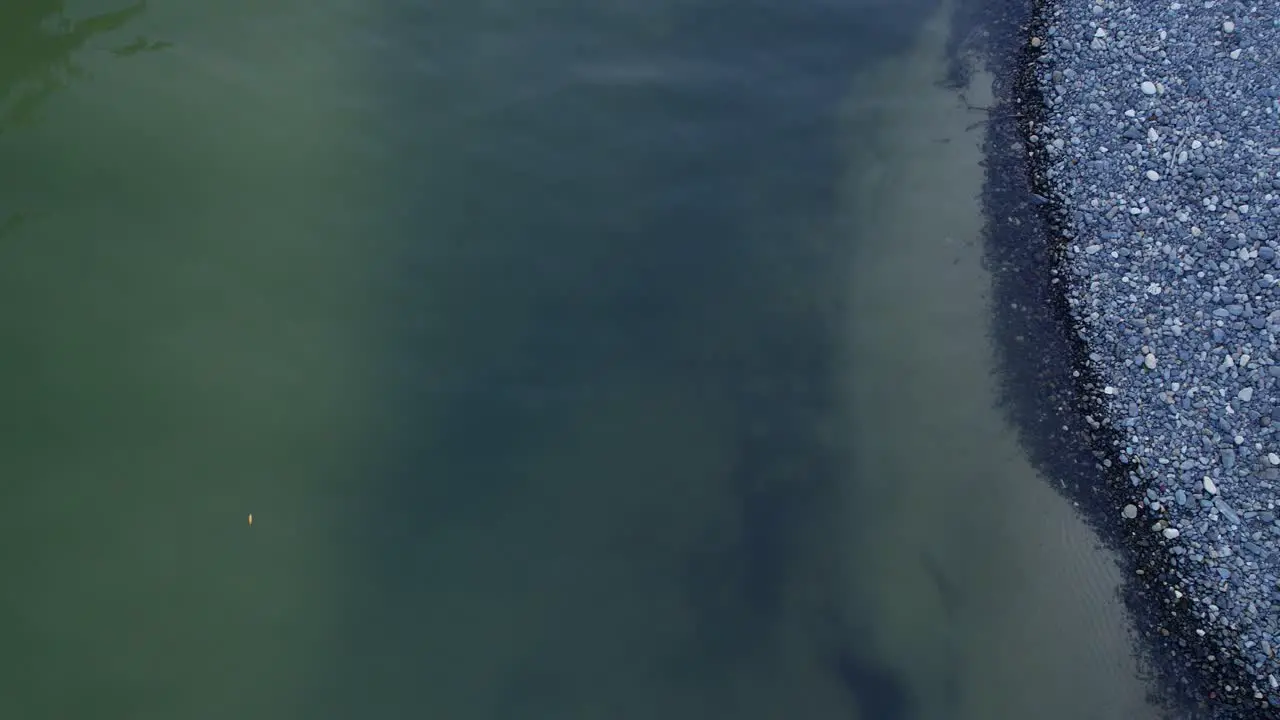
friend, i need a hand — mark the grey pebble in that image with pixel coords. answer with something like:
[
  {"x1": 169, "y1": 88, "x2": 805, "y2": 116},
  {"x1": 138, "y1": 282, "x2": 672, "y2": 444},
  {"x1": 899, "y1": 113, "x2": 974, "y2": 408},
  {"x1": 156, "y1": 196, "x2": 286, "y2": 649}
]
[{"x1": 1215, "y1": 497, "x2": 1242, "y2": 525}]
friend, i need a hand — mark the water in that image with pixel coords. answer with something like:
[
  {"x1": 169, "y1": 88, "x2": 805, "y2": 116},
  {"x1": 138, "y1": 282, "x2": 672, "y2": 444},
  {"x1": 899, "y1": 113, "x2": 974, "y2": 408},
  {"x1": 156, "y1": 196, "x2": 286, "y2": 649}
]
[{"x1": 0, "y1": 1, "x2": 1163, "y2": 718}]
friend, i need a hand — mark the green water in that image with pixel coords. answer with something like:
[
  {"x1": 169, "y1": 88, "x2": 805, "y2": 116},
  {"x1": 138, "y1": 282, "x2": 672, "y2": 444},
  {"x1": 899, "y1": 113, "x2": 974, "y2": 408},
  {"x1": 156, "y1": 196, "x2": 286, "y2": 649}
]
[
  {"x1": 0, "y1": 2, "x2": 1164, "y2": 718},
  {"x1": 2, "y1": 2, "x2": 378, "y2": 717}
]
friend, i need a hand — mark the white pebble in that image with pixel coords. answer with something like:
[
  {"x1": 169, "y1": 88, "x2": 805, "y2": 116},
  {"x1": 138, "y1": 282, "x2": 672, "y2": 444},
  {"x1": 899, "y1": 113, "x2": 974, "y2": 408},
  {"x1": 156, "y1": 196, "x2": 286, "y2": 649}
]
[
  {"x1": 1230, "y1": 48, "x2": 1242, "y2": 60},
  {"x1": 1269, "y1": 453, "x2": 1280, "y2": 466},
  {"x1": 1239, "y1": 387, "x2": 1254, "y2": 401},
  {"x1": 1163, "y1": 527, "x2": 1181, "y2": 539},
  {"x1": 1223, "y1": 20, "x2": 1235, "y2": 33},
  {"x1": 1140, "y1": 80, "x2": 1157, "y2": 95},
  {"x1": 1146, "y1": 170, "x2": 1161, "y2": 181},
  {"x1": 1123, "y1": 504, "x2": 1139, "y2": 519},
  {"x1": 1204, "y1": 476, "x2": 1219, "y2": 495},
  {"x1": 1144, "y1": 353, "x2": 1158, "y2": 369}
]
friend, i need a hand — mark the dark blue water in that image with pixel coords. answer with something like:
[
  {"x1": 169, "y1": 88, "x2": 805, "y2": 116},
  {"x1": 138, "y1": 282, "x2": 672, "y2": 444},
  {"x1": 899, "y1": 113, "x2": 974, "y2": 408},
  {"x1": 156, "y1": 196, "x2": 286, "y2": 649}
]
[{"x1": 346, "y1": 1, "x2": 938, "y2": 716}]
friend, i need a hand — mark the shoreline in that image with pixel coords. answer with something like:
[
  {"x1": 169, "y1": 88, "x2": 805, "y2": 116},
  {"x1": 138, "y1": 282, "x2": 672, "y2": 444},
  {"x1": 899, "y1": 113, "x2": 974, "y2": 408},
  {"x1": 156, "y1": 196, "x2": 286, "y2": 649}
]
[
  {"x1": 955, "y1": 0, "x2": 1279, "y2": 716},
  {"x1": 834, "y1": 3, "x2": 1161, "y2": 714}
]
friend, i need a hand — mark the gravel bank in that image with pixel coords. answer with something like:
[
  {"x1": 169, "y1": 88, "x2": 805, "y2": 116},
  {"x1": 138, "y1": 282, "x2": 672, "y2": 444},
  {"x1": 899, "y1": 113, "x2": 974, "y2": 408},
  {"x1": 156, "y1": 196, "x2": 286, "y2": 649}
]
[{"x1": 1031, "y1": 0, "x2": 1280, "y2": 712}]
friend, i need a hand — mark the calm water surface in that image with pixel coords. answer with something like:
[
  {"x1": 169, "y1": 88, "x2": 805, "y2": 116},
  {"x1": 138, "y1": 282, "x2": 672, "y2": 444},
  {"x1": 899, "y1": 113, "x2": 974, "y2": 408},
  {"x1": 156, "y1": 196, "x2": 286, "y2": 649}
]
[{"x1": 1, "y1": 1, "x2": 1163, "y2": 718}]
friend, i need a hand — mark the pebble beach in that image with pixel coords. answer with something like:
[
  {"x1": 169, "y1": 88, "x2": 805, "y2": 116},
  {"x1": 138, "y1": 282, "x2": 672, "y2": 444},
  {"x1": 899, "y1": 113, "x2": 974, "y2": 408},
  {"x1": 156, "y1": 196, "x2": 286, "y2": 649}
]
[{"x1": 1030, "y1": 0, "x2": 1280, "y2": 714}]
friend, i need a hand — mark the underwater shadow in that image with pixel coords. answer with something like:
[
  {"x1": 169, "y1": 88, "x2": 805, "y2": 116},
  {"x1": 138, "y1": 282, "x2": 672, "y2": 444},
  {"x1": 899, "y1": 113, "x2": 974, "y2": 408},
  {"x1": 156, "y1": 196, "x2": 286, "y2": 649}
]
[
  {"x1": 0, "y1": 0, "x2": 163, "y2": 134},
  {"x1": 0, "y1": 1, "x2": 168, "y2": 235}
]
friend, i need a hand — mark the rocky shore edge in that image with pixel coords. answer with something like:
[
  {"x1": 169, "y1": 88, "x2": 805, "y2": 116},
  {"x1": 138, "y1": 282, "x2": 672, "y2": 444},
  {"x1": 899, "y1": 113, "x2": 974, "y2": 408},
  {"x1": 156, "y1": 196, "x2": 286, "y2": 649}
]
[{"x1": 949, "y1": 0, "x2": 1280, "y2": 716}]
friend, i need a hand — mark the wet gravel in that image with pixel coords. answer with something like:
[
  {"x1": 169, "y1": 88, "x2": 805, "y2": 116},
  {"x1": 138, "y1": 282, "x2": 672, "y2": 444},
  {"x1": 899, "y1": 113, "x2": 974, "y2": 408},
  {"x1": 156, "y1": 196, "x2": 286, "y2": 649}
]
[{"x1": 1030, "y1": 0, "x2": 1280, "y2": 713}]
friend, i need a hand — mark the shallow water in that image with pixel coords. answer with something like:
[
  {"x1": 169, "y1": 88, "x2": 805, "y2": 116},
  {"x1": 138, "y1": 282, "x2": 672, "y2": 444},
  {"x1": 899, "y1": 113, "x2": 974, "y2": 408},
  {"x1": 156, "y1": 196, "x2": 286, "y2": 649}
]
[{"x1": 0, "y1": 1, "x2": 1162, "y2": 718}]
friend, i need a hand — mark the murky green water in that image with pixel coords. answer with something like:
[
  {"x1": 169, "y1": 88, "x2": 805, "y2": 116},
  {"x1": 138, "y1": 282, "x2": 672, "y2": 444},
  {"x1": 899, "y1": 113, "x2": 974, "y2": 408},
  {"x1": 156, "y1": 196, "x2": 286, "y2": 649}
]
[{"x1": 1, "y1": 1, "x2": 1163, "y2": 718}]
